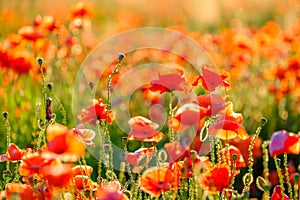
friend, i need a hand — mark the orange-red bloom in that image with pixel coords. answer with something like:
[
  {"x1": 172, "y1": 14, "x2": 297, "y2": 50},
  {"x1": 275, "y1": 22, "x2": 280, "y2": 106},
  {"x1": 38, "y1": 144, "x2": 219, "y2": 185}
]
[
  {"x1": 208, "y1": 120, "x2": 248, "y2": 140},
  {"x1": 0, "y1": 143, "x2": 32, "y2": 162},
  {"x1": 269, "y1": 130, "x2": 300, "y2": 157},
  {"x1": 127, "y1": 116, "x2": 164, "y2": 142},
  {"x1": 39, "y1": 159, "x2": 73, "y2": 188},
  {"x1": 169, "y1": 103, "x2": 208, "y2": 132},
  {"x1": 46, "y1": 123, "x2": 86, "y2": 160},
  {"x1": 147, "y1": 71, "x2": 191, "y2": 94},
  {"x1": 200, "y1": 163, "x2": 230, "y2": 193},
  {"x1": 220, "y1": 145, "x2": 246, "y2": 169},
  {"x1": 139, "y1": 166, "x2": 178, "y2": 197},
  {"x1": 95, "y1": 185, "x2": 128, "y2": 200},
  {"x1": 125, "y1": 147, "x2": 155, "y2": 173},
  {"x1": 72, "y1": 124, "x2": 96, "y2": 146},
  {"x1": 271, "y1": 185, "x2": 290, "y2": 200},
  {"x1": 194, "y1": 93, "x2": 226, "y2": 116},
  {"x1": 193, "y1": 67, "x2": 231, "y2": 92},
  {"x1": 164, "y1": 140, "x2": 190, "y2": 163},
  {"x1": 78, "y1": 99, "x2": 114, "y2": 124},
  {"x1": 5, "y1": 183, "x2": 35, "y2": 200}
]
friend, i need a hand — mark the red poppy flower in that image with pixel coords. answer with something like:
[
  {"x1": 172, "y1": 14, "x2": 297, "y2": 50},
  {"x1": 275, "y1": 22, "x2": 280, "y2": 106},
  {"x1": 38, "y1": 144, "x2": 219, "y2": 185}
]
[
  {"x1": 193, "y1": 67, "x2": 231, "y2": 92},
  {"x1": 40, "y1": 159, "x2": 73, "y2": 188},
  {"x1": 220, "y1": 145, "x2": 246, "y2": 169},
  {"x1": 269, "y1": 130, "x2": 300, "y2": 157},
  {"x1": 95, "y1": 186, "x2": 128, "y2": 200},
  {"x1": 71, "y1": 165, "x2": 93, "y2": 176},
  {"x1": 169, "y1": 103, "x2": 208, "y2": 132},
  {"x1": 194, "y1": 93, "x2": 226, "y2": 116},
  {"x1": 125, "y1": 147, "x2": 155, "y2": 173},
  {"x1": 208, "y1": 119, "x2": 248, "y2": 140},
  {"x1": 164, "y1": 141, "x2": 189, "y2": 163},
  {"x1": 147, "y1": 71, "x2": 192, "y2": 94},
  {"x1": 70, "y1": 1, "x2": 95, "y2": 19},
  {"x1": 139, "y1": 166, "x2": 177, "y2": 197},
  {"x1": 0, "y1": 143, "x2": 32, "y2": 162},
  {"x1": 19, "y1": 151, "x2": 56, "y2": 177},
  {"x1": 271, "y1": 185, "x2": 290, "y2": 200},
  {"x1": 73, "y1": 175, "x2": 97, "y2": 190},
  {"x1": 5, "y1": 183, "x2": 35, "y2": 200},
  {"x1": 72, "y1": 124, "x2": 96, "y2": 146},
  {"x1": 229, "y1": 134, "x2": 262, "y2": 163},
  {"x1": 127, "y1": 116, "x2": 164, "y2": 143},
  {"x1": 18, "y1": 25, "x2": 42, "y2": 41},
  {"x1": 200, "y1": 163, "x2": 230, "y2": 193},
  {"x1": 46, "y1": 124, "x2": 86, "y2": 160},
  {"x1": 78, "y1": 99, "x2": 114, "y2": 124}
]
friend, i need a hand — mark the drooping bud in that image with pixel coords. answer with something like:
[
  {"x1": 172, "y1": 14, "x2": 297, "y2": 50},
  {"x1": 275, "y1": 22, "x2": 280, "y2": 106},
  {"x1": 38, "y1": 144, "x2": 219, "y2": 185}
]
[{"x1": 46, "y1": 98, "x2": 53, "y2": 121}]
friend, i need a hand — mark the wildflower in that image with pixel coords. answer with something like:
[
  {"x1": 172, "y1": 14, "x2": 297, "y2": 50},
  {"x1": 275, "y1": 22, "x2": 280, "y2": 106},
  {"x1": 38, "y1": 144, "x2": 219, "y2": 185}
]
[
  {"x1": 271, "y1": 185, "x2": 290, "y2": 200},
  {"x1": 208, "y1": 103, "x2": 248, "y2": 140},
  {"x1": 169, "y1": 103, "x2": 208, "y2": 132},
  {"x1": 193, "y1": 67, "x2": 231, "y2": 91},
  {"x1": 5, "y1": 182, "x2": 35, "y2": 200},
  {"x1": 194, "y1": 93, "x2": 226, "y2": 116},
  {"x1": 0, "y1": 143, "x2": 32, "y2": 162},
  {"x1": 40, "y1": 159, "x2": 73, "y2": 188},
  {"x1": 164, "y1": 140, "x2": 190, "y2": 163},
  {"x1": 70, "y1": 1, "x2": 94, "y2": 19},
  {"x1": 71, "y1": 165, "x2": 93, "y2": 176},
  {"x1": 139, "y1": 166, "x2": 177, "y2": 197},
  {"x1": 127, "y1": 116, "x2": 164, "y2": 143},
  {"x1": 200, "y1": 163, "x2": 230, "y2": 193},
  {"x1": 220, "y1": 145, "x2": 246, "y2": 169},
  {"x1": 125, "y1": 147, "x2": 155, "y2": 173},
  {"x1": 72, "y1": 124, "x2": 96, "y2": 146},
  {"x1": 96, "y1": 184, "x2": 128, "y2": 200},
  {"x1": 229, "y1": 135, "x2": 262, "y2": 163},
  {"x1": 269, "y1": 130, "x2": 300, "y2": 157},
  {"x1": 73, "y1": 175, "x2": 97, "y2": 191},
  {"x1": 46, "y1": 123, "x2": 86, "y2": 161},
  {"x1": 78, "y1": 99, "x2": 114, "y2": 124},
  {"x1": 146, "y1": 70, "x2": 191, "y2": 94},
  {"x1": 18, "y1": 25, "x2": 42, "y2": 41}
]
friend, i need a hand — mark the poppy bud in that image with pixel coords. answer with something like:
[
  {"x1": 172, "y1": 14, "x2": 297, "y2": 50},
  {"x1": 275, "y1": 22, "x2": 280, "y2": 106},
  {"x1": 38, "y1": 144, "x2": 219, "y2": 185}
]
[
  {"x1": 260, "y1": 118, "x2": 267, "y2": 126},
  {"x1": 232, "y1": 153, "x2": 237, "y2": 162},
  {"x1": 118, "y1": 53, "x2": 125, "y2": 62},
  {"x1": 122, "y1": 137, "x2": 128, "y2": 146},
  {"x1": 46, "y1": 98, "x2": 53, "y2": 121},
  {"x1": 3, "y1": 111, "x2": 8, "y2": 119},
  {"x1": 37, "y1": 58, "x2": 43, "y2": 66},
  {"x1": 47, "y1": 82, "x2": 53, "y2": 90},
  {"x1": 88, "y1": 81, "x2": 94, "y2": 89}
]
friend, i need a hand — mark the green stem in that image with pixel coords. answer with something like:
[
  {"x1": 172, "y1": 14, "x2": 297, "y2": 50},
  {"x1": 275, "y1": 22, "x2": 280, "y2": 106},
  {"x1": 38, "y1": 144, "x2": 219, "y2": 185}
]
[
  {"x1": 274, "y1": 155, "x2": 285, "y2": 200},
  {"x1": 283, "y1": 153, "x2": 293, "y2": 199},
  {"x1": 97, "y1": 120, "x2": 103, "y2": 184},
  {"x1": 107, "y1": 61, "x2": 122, "y2": 110},
  {"x1": 4, "y1": 114, "x2": 11, "y2": 171}
]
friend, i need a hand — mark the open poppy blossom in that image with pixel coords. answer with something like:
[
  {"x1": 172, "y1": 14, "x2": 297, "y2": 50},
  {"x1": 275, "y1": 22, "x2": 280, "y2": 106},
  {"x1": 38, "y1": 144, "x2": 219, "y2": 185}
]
[
  {"x1": 19, "y1": 151, "x2": 56, "y2": 177},
  {"x1": 208, "y1": 119, "x2": 248, "y2": 140},
  {"x1": 5, "y1": 182, "x2": 35, "y2": 200},
  {"x1": 0, "y1": 143, "x2": 32, "y2": 162},
  {"x1": 194, "y1": 93, "x2": 226, "y2": 116},
  {"x1": 39, "y1": 159, "x2": 74, "y2": 188},
  {"x1": 125, "y1": 147, "x2": 155, "y2": 173},
  {"x1": 169, "y1": 103, "x2": 208, "y2": 132},
  {"x1": 146, "y1": 70, "x2": 192, "y2": 94},
  {"x1": 73, "y1": 175, "x2": 97, "y2": 191},
  {"x1": 271, "y1": 185, "x2": 290, "y2": 200},
  {"x1": 229, "y1": 134, "x2": 262, "y2": 163},
  {"x1": 193, "y1": 67, "x2": 231, "y2": 92},
  {"x1": 71, "y1": 165, "x2": 93, "y2": 176},
  {"x1": 164, "y1": 140, "x2": 190, "y2": 163},
  {"x1": 200, "y1": 162, "x2": 231, "y2": 193},
  {"x1": 139, "y1": 166, "x2": 177, "y2": 197},
  {"x1": 269, "y1": 130, "x2": 300, "y2": 157},
  {"x1": 72, "y1": 124, "x2": 96, "y2": 146},
  {"x1": 127, "y1": 116, "x2": 164, "y2": 143},
  {"x1": 96, "y1": 185, "x2": 128, "y2": 200},
  {"x1": 78, "y1": 99, "x2": 114, "y2": 124},
  {"x1": 220, "y1": 145, "x2": 246, "y2": 169},
  {"x1": 46, "y1": 123, "x2": 86, "y2": 160}
]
